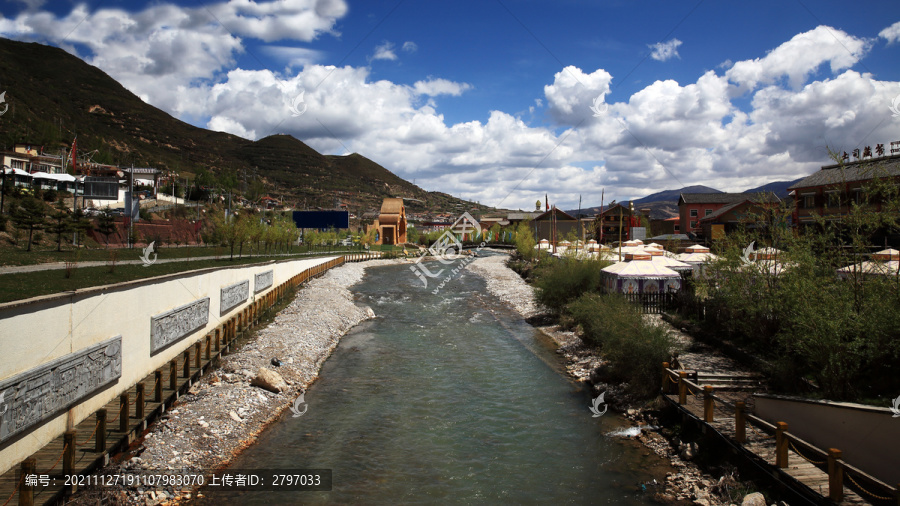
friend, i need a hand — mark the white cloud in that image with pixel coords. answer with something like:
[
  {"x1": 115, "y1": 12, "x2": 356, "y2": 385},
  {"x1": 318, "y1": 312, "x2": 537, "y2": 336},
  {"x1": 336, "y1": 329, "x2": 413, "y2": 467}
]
[
  {"x1": 402, "y1": 41, "x2": 417, "y2": 53},
  {"x1": 412, "y1": 78, "x2": 472, "y2": 97},
  {"x1": 544, "y1": 66, "x2": 613, "y2": 125},
  {"x1": 726, "y1": 26, "x2": 870, "y2": 91},
  {"x1": 879, "y1": 21, "x2": 900, "y2": 44},
  {"x1": 648, "y1": 39, "x2": 682, "y2": 61},
  {"x1": 370, "y1": 41, "x2": 397, "y2": 61},
  {"x1": 262, "y1": 45, "x2": 324, "y2": 68}
]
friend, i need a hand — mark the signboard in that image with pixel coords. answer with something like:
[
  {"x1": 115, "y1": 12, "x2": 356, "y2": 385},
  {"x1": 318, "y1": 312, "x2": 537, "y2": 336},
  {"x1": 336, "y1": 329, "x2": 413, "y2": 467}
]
[
  {"x1": 82, "y1": 176, "x2": 119, "y2": 200},
  {"x1": 292, "y1": 210, "x2": 350, "y2": 230},
  {"x1": 630, "y1": 227, "x2": 647, "y2": 241},
  {"x1": 711, "y1": 224, "x2": 725, "y2": 240}
]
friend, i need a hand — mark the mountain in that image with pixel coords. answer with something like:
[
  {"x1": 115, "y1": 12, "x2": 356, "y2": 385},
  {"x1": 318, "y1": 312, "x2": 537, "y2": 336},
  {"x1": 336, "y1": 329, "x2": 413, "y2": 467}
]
[
  {"x1": 0, "y1": 37, "x2": 489, "y2": 214},
  {"x1": 743, "y1": 179, "x2": 802, "y2": 199},
  {"x1": 632, "y1": 185, "x2": 721, "y2": 205}
]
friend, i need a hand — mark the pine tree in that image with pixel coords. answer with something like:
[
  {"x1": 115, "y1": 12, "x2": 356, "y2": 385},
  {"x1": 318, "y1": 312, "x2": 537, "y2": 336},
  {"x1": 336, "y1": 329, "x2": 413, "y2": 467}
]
[
  {"x1": 97, "y1": 207, "x2": 117, "y2": 247},
  {"x1": 10, "y1": 197, "x2": 46, "y2": 251},
  {"x1": 48, "y1": 200, "x2": 72, "y2": 252}
]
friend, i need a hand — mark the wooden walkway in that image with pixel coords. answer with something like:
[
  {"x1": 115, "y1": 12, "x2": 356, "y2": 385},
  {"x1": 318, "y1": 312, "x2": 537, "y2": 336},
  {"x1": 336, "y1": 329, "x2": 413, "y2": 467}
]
[
  {"x1": 663, "y1": 367, "x2": 897, "y2": 506},
  {"x1": 0, "y1": 254, "x2": 375, "y2": 506}
]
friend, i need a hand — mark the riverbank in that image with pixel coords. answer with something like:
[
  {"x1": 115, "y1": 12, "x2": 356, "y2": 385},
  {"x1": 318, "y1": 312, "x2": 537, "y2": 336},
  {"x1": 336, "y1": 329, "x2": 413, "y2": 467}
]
[
  {"x1": 71, "y1": 259, "x2": 401, "y2": 505},
  {"x1": 467, "y1": 254, "x2": 748, "y2": 506}
]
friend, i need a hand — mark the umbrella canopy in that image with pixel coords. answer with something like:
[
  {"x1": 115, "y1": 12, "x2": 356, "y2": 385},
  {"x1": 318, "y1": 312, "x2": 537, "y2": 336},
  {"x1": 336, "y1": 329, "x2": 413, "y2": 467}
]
[{"x1": 602, "y1": 253, "x2": 682, "y2": 293}]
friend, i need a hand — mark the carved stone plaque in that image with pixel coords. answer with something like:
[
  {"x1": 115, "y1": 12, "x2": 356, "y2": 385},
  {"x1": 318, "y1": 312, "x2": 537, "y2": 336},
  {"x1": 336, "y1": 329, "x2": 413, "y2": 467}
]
[
  {"x1": 151, "y1": 298, "x2": 210, "y2": 355},
  {"x1": 254, "y1": 270, "x2": 274, "y2": 293},
  {"x1": 0, "y1": 336, "x2": 122, "y2": 444},
  {"x1": 220, "y1": 280, "x2": 249, "y2": 315}
]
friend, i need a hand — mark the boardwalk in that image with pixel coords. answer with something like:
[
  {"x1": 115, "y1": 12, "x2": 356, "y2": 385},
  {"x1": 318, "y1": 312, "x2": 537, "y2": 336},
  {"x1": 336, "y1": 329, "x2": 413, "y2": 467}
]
[{"x1": 662, "y1": 366, "x2": 897, "y2": 506}]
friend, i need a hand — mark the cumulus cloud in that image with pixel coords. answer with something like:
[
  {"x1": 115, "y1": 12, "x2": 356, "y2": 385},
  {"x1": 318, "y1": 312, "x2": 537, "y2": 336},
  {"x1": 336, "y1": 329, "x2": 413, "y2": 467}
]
[
  {"x1": 412, "y1": 78, "x2": 472, "y2": 97},
  {"x1": 370, "y1": 41, "x2": 398, "y2": 61},
  {"x1": 726, "y1": 26, "x2": 869, "y2": 91},
  {"x1": 648, "y1": 39, "x2": 682, "y2": 61},
  {"x1": 880, "y1": 21, "x2": 900, "y2": 44},
  {"x1": 544, "y1": 66, "x2": 613, "y2": 125},
  {"x1": 402, "y1": 41, "x2": 417, "y2": 53}
]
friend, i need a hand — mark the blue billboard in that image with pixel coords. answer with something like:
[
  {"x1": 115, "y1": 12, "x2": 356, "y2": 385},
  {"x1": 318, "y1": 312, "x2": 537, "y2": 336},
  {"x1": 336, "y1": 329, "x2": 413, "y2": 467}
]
[{"x1": 292, "y1": 210, "x2": 350, "y2": 230}]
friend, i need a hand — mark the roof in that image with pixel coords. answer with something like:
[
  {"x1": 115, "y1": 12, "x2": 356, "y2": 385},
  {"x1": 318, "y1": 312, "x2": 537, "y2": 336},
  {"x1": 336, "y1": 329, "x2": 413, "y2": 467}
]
[
  {"x1": 649, "y1": 234, "x2": 691, "y2": 241},
  {"x1": 602, "y1": 258, "x2": 681, "y2": 278},
  {"x1": 699, "y1": 194, "x2": 781, "y2": 222},
  {"x1": 678, "y1": 193, "x2": 748, "y2": 205},
  {"x1": 788, "y1": 155, "x2": 900, "y2": 190},
  {"x1": 507, "y1": 212, "x2": 542, "y2": 221},
  {"x1": 533, "y1": 208, "x2": 577, "y2": 221},
  {"x1": 380, "y1": 198, "x2": 405, "y2": 215},
  {"x1": 32, "y1": 172, "x2": 76, "y2": 182}
]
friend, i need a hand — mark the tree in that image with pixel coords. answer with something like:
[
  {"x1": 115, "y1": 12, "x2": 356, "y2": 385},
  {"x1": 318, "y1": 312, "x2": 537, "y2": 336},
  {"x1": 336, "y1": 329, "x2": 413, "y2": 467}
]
[
  {"x1": 70, "y1": 208, "x2": 93, "y2": 248},
  {"x1": 10, "y1": 197, "x2": 46, "y2": 251},
  {"x1": 97, "y1": 207, "x2": 117, "y2": 247},
  {"x1": 48, "y1": 200, "x2": 72, "y2": 252}
]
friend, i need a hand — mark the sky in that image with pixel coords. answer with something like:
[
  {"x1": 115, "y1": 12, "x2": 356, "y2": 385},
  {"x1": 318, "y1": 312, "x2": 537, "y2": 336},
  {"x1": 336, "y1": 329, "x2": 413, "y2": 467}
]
[{"x1": 1, "y1": 0, "x2": 900, "y2": 211}]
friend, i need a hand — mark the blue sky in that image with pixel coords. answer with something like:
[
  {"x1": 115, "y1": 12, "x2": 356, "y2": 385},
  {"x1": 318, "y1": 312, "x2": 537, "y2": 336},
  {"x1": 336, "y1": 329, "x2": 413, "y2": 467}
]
[{"x1": 2, "y1": 0, "x2": 900, "y2": 210}]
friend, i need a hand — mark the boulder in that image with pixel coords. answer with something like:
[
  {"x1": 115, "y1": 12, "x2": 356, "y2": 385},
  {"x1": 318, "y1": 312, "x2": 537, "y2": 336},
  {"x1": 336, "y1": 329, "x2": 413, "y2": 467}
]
[
  {"x1": 741, "y1": 492, "x2": 766, "y2": 506},
  {"x1": 250, "y1": 367, "x2": 288, "y2": 393},
  {"x1": 366, "y1": 307, "x2": 376, "y2": 319}
]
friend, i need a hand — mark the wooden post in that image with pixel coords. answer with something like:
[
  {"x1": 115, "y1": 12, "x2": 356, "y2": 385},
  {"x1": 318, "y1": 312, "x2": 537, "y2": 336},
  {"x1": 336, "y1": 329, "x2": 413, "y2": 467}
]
[
  {"x1": 63, "y1": 430, "x2": 75, "y2": 476},
  {"x1": 20, "y1": 458, "x2": 36, "y2": 506},
  {"x1": 775, "y1": 422, "x2": 789, "y2": 468},
  {"x1": 735, "y1": 402, "x2": 746, "y2": 444},
  {"x1": 828, "y1": 448, "x2": 843, "y2": 502},
  {"x1": 703, "y1": 385, "x2": 714, "y2": 422},
  {"x1": 119, "y1": 393, "x2": 129, "y2": 432},
  {"x1": 135, "y1": 383, "x2": 145, "y2": 419},
  {"x1": 194, "y1": 342, "x2": 201, "y2": 369},
  {"x1": 215, "y1": 329, "x2": 221, "y2": 351},
  {"x1": 183, "y1": 350, "x2": 190, "y2": 378},
  {"x1": 678, "y1": 371, "x2": 687, "y2": 404},
  {"x1": 169, "y1": 360, "x2": 177, "y2": 390},
  {"x1": 205, "y1": 335, "x2": 212, "y2": 360},
  {"x1": 154, "y1": 371, "x2": 163, "y2": 402},
  {"x1": 661, "y1": 362, "x2": 669, "y2": 394},
  {"x1": 96, "y1": 409, "x2": 107, "y2": 453}
]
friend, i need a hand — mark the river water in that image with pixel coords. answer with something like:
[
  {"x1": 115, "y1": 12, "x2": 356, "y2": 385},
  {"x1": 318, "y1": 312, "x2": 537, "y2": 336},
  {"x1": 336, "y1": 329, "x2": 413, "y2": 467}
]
[{"x1": 204, "y1": 256, "x2": 665, "y2": 504}]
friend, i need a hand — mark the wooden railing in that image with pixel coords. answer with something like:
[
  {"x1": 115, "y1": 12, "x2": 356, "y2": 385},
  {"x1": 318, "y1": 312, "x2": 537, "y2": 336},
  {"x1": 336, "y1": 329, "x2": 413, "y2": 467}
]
[{"x1": 661, "y1": 362, "x2": 900, "y2": 504}]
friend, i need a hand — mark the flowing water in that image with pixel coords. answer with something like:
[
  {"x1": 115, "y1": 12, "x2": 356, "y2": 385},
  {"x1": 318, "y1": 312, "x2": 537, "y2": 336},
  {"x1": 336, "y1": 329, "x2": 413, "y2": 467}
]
[{"x1": 203, "y1": 255, "x2": 666, "y2": 504}]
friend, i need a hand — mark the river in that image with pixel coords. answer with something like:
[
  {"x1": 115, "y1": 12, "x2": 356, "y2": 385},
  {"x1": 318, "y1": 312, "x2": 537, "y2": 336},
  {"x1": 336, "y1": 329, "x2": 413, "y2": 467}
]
[{"x1": 201, "y1": 255, "x2": 666, "y2": 504}]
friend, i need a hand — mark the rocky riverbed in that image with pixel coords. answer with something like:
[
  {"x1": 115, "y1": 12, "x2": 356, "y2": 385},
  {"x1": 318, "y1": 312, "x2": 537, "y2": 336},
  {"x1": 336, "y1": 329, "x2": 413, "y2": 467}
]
[
  {"x1": 72, "y1": 259, "x2": 400, "y2": 505},
  {"x1": 466, "y1": 254, "x2": 765, "y2": 506}
]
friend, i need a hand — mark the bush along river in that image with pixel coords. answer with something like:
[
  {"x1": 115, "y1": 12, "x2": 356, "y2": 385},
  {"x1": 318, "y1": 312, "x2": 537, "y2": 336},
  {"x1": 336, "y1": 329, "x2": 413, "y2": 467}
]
[{"x1": 200, "y1": 256, "x2": 671, "y2": 504}]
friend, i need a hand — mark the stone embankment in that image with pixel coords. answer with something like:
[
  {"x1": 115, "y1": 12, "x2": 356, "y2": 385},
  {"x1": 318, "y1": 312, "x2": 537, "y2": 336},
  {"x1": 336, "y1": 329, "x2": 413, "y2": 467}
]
[{"x1": 73, "y1": 259, "x2": 399, "y2": 505}]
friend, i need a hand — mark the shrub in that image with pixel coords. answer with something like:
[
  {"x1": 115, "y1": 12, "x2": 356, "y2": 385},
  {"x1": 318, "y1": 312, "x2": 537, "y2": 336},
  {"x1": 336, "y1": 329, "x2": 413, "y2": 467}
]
[
  {"x1": 533, "y1": 257, "x2": 608, "y2": 314},
  {"x1": 568, "y1": 293, "x2": 677, "y2": 398}
]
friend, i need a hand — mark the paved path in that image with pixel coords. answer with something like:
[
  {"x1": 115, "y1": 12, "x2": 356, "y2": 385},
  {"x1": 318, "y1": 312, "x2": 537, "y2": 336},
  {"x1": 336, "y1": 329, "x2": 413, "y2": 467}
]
[{"x1": 0, "y1": 250, "x2": 363, "y2": 275}]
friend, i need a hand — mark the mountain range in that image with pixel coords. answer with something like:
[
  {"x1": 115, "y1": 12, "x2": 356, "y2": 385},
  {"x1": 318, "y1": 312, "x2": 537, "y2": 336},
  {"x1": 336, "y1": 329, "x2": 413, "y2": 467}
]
[
  {"x1": 567, "y1": 180, "x2": 803, "y2": 219},
  {"x1": 0, "y1": 37, "x2": 489, "y2": 215}
]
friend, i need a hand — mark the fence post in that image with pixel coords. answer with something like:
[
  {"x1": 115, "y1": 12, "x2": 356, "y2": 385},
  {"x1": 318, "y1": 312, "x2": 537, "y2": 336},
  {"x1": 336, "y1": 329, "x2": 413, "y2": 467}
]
[
  {"x1": 183, "y1": 350, "x2": 191, "y2": 378},
  {"x1": 735, "y1": 402, "x2": 746, "y2": 444},
  {"x1": 206, "y1": 335, "x2": 212, "y2": 360},
  {"x1": 703, "y1": 385, "x2": 714, "y2": 422},
  {"x1": 63, "y1": 429, "x2": 75, "y2": 475},
  {"x1": 154, "y1": 371, "x2": 163, "y2": 402},
  {"x1": 828, "y1": 448, "x2": 843, "y2": 502},
  {"x1": 661, "y1": 362, "x2": 669, "y2": 394},
  {"x1": 775, "y1": 422, "x2": 789, "y2": 468},
  {"x1": 20, "y1": 458, "x2": 36, "y2": 506},
  {"x1": 95, "y1": 409, "x2": 107, "y2": 453},
  {"x1": 135, "y1": 383, "x2": 145, "y2": 419},
  {"x1": 169, "y1": 360, "x2": 177, "y2": 390},
  {"x1": 215, "y1": 329, "x2": 221, "y2": 351},
  {"x1": 119, "y1": 393, "x2": 129, "y2": 432},
  {"x1": 678, "y1": 371, "x2": 687, "y2": 404},
  {"x1": 194, "y1": 342, "x2": 201, "y2": 369}
]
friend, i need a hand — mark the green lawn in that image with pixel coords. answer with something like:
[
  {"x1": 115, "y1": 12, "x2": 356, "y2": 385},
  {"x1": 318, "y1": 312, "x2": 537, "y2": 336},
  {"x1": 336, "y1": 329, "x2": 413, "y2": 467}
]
[{"x1": 0, "y1": 250, "x2": 368, "y2": 304}]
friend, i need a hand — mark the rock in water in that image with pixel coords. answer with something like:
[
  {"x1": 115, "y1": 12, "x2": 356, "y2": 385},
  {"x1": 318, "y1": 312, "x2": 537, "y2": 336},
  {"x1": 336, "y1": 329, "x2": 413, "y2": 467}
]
[
  {"x1": 366, "y1": 307, "x2": 376, "y2": 319},
  {"x1": 250, "y1": 367, "x2": 288, "y2": 393},
  {"x1": 740, "y1": 492, "x2": 766, "y2": 506}
]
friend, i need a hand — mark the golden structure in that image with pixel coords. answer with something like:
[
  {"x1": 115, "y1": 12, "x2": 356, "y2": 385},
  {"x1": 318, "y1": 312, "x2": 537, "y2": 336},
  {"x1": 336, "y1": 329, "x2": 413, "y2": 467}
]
[{"x1": 372, "y1": 198, "x2": 407, "y2": 245}]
